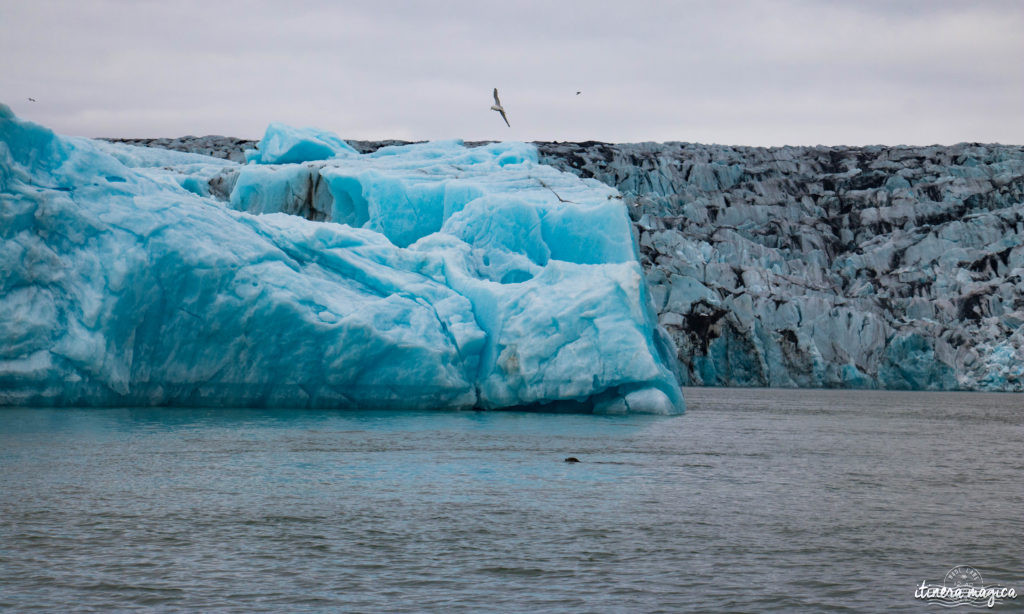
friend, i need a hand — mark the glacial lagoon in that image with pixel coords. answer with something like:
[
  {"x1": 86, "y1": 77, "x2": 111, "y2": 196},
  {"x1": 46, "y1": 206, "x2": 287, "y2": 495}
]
[{"x1": 2, "y1": 388, "x2": 1020, "y2": 612}]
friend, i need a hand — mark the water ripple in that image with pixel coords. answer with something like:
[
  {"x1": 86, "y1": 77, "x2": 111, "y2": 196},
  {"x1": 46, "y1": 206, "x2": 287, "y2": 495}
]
[{"x1": 1, "y1": 389, "x2": 1021, "y2": 612}]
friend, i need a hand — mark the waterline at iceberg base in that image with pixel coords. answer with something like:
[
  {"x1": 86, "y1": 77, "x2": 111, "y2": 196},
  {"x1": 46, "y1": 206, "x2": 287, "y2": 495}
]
[{"x1": 0, "y1": 106, "x2": 682, "y2": 413}]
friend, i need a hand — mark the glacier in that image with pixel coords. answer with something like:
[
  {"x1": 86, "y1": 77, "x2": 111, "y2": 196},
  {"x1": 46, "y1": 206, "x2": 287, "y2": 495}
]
[
  {"x1": 538, "y1": 141, "x2": 1024, "y2": 391},
  {"x1": 0, "y1": 105, "x2": 683, "y2": 412}
]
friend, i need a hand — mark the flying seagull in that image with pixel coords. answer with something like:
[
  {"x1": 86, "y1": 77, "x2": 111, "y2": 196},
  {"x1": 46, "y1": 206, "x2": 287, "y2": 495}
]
[
  {"x1": 491, "y1": 88, "x2": 510, "y2": 127},
  {"x1": 27, "y1": 97, "x2": 36, "y2": 102},
  {"x1": 576, "y1": 91, "x2": 581, "y2": 95}
]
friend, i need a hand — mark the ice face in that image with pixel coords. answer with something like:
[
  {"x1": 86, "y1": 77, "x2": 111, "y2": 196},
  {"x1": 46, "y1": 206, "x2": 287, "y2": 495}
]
[
  {"x1": 0, "y1": 105, "x2": 682, "y2": 413},
  {"x1": 539, "y1": 141, "x2": 1024, "y2": 392}
]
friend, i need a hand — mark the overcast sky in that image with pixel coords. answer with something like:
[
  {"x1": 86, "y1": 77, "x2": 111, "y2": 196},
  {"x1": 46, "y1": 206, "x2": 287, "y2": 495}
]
[{"x1": 2, "y1": 0, "x2": 1022, "y2": 145}]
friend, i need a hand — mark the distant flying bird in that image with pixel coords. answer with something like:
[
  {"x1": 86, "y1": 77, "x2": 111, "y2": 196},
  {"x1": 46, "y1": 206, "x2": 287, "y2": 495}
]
[
  {"x1": 27, "y1": 97, "x2": 36, "y2": 102},
  {"x1": 576, "y1": 91, "x2": 581, "y2": 95},
  {"x1": 491, "y1": 88, "x2": 510, "y2": 127}
]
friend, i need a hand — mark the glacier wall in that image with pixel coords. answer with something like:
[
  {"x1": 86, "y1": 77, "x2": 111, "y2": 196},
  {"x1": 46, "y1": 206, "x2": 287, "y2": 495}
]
[
  {"x1": 0, "y1": 107, "x2": 682, "y2": 412},
  {"x1": 538, "y1": 141, "x2": 1024, "y2": 391}
]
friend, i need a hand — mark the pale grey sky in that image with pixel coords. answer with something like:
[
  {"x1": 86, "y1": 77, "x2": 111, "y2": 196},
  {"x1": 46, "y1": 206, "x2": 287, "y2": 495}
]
[{"x1": 2, "y1": 0, "x2": 1022, "y2": 145}]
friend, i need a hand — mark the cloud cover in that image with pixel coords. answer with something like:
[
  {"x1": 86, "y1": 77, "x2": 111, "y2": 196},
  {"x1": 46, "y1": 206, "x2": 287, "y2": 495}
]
[{"x1": 1, "y1": 0, "x2": 1022, "y2": 145}]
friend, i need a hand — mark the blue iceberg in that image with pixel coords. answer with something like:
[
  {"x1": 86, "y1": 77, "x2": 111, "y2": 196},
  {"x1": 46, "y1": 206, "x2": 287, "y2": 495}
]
[
  {"x1": 245, "y1": 122, "x2": 357, "y2": 165},
  {"x1": 0, "y1": 105, "x2": 682, "y2": 413}
]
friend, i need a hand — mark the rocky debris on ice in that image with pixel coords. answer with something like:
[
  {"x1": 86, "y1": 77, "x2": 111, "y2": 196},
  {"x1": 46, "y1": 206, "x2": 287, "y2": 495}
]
[
  {"x1": 537, "y1": 140, "x2": 1024, "y2": 391},
  {"x1": 105, "y1": 135, "x2": 257, "y2": 162},
  {"x1": 108, "y1": 136, "x2": 427, "y2": 159}
]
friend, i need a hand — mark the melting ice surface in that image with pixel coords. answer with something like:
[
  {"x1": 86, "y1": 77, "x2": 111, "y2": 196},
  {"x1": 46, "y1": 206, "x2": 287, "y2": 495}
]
[{"x1": 0, "y1": 105, "x2": 682, "y2": 413}]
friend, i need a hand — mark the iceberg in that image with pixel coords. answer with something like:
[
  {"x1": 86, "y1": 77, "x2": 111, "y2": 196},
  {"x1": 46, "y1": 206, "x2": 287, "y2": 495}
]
[
  {"x1": 245, "y1": 122, "x2": 357, "y2": 165},
  {"x1": 0, "y1": 105, "x2": 683, "y2": 413}
]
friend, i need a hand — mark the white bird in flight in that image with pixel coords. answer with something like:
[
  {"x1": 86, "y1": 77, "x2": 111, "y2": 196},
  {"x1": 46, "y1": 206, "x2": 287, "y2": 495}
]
[{"x1": 491, "y1": 88, "x2": 510, "y2": 127}]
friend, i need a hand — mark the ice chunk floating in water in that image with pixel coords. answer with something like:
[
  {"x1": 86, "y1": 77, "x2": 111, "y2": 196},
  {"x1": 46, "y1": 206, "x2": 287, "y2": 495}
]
[{"x1": 0, "y1": 104, "x2": 682, "y2": 413}]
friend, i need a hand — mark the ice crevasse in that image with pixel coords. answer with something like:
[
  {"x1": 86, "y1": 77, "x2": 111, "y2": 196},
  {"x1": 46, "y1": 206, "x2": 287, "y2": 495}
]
[{"x1": 0, "y1": 106, "x2": 683, "y2": 413}]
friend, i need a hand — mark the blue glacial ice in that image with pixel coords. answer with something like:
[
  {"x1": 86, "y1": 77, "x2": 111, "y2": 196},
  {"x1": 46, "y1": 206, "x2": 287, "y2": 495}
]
[
  {"x1": 0, "y1": 106, "x2": 683, "y2": 413},
  {"x1": 244, "y1": 122, "x2": 357, "y2": 164}
]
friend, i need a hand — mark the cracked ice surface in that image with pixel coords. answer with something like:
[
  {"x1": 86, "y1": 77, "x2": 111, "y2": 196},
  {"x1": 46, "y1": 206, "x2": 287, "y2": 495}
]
[{"x1": 539, "y1": 140, "x2": 1024, "y2": 391}]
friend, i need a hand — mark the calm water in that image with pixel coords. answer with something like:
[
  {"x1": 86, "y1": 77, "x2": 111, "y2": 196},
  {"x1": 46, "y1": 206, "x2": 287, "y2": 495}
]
[{"x1": 1, "y1": 388, "x2": 1021, "y2": 612}]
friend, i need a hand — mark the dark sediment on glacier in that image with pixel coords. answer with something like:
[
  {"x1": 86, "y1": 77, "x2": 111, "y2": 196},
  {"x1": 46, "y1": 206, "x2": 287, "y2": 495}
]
[
  {"x1": 107, "y1": 137, "x2": 424, "y2": 160},
  {"x1": 537, "y1": 141, "x2": 1024, "y2": 391},
  {"x1": 108, "y1": 137, "x2": 1024, "y2": 391}
]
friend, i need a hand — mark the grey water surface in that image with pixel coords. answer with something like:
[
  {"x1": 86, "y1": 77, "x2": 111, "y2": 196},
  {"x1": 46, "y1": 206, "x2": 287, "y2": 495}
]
[{"x1": 1, "y1": 388, "x2": 1021, "y2": 612}]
